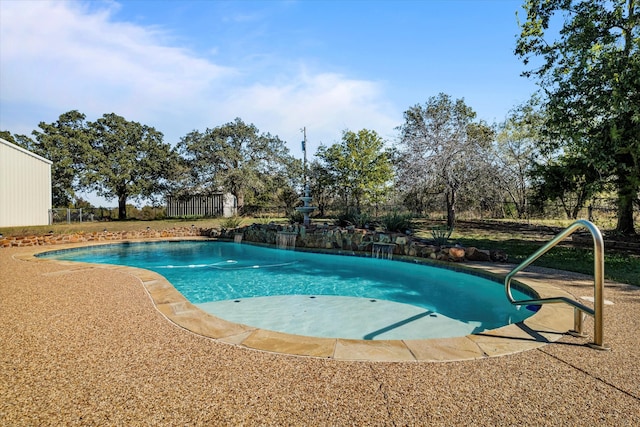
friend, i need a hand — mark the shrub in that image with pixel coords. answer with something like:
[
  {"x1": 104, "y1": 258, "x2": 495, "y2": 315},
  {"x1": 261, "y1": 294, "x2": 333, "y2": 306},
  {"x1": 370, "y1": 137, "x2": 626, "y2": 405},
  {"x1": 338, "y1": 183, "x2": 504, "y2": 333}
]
[
  {"x1": 220, "y1": 215, "x2": 243, "y2": 229},
  {"x1": 430, "y1": 225, "x2": 453, "y2": 245},
  {"x1": 334, "y1": 211, "x2": 373, "y2": 228},
  {"x1": 254, "y1": 214, "x2": 275, "y2": 224},
  {"x1": 288, "y1": 210, "x2": 305, "y2": 224},
  {"x1": 381, "y1": 212, "x2": 414, "y2": 233}
]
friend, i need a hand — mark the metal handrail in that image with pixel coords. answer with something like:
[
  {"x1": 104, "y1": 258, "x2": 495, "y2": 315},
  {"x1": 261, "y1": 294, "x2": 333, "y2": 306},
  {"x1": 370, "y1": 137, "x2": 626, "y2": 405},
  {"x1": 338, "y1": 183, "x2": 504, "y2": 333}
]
[{"x1": 505, "y1": 219, "x2": 609, "y2": 350}]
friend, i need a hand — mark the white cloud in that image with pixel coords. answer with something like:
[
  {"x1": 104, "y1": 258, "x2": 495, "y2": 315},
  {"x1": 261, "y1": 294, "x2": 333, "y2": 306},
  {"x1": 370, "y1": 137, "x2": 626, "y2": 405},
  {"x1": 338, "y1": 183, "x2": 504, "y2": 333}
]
[
  {"x1": 1, "y1": 1, "x2": 233, "y2": 128},
  {"x1": 0, "y1": 0, "x2": 399, "y2": 158},
  {"x1": 222, "y1": 70, "x2": 399, "y2": 152}
]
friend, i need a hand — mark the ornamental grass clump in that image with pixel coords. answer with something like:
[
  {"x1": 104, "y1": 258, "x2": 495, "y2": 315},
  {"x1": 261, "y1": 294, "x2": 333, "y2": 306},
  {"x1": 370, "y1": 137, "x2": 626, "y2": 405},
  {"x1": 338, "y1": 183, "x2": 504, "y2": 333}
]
[
  {"x1": 430, "y1": 225, "x2": 453, "y2": 246},
  {"x1": 381, "y1": 212, "x2": 414, "y2": 233}
]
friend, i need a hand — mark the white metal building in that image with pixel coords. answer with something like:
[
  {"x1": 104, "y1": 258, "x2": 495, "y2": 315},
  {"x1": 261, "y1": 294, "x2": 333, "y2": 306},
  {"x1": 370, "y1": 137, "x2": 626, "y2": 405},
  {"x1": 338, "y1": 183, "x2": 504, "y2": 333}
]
[
  {"x1": 165, "y1": 193, "x2": 237, "y2": 218},
  {"x1": 0, "y1": 138, "x2": 52, "y2": 227}
]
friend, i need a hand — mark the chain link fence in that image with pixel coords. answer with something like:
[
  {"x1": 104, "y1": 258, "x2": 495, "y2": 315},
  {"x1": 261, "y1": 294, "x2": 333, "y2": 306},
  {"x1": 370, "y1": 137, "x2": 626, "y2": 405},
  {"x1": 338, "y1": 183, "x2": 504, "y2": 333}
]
[{"x1": 48, "y1": 208, "x2": 118, "y2": 224}]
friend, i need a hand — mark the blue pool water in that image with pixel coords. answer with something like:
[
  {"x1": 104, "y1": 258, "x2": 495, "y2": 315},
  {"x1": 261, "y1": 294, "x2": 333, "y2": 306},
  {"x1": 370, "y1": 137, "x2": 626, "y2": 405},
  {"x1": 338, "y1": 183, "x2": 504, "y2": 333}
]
[{"x1": 40, "y1": 241, "x2": 535, "y2": 340}]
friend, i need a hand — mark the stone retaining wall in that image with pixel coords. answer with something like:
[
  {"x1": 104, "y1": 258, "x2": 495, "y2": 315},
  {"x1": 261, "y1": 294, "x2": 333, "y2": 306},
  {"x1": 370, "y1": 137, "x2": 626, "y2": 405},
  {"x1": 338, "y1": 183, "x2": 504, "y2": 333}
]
[
  {"x1": 213, "y1": 223, "x2": 507, "y2": 262},
  {"x1": 0, "y1": 227, "x2": 203, "y2": 248},
  {"x1": 1, "y1": 223, "x2": 507, "y2": 262}
]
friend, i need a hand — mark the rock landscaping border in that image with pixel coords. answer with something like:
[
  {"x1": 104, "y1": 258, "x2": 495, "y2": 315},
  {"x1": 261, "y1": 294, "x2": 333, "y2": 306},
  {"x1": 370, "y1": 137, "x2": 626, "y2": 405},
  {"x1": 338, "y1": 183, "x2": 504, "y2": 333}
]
[{"x1": 1, "y1": 223, "x2": 507, "y2": 263}]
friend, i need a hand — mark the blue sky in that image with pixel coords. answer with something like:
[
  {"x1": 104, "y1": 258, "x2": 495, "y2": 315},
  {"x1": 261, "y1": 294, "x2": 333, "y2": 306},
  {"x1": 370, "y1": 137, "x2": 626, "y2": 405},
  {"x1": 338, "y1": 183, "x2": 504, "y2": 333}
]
[{"x1": 1, "y1": 0, "x2": 538, "y2": 203}]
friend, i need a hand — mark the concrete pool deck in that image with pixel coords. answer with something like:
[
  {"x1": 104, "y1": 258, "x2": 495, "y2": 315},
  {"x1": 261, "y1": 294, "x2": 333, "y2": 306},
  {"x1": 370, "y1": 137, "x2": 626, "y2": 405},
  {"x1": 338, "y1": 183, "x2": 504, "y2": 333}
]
[{"x1": 1, "y1": 240, "x2": 639, "y2": 424}]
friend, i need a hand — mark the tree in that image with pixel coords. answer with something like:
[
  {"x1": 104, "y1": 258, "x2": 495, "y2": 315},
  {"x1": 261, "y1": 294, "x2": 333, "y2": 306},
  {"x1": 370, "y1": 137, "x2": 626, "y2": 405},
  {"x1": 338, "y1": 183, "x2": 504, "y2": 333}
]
[
  {"x1": 316, "y1": 129, "x2": 393, "y2": 214},
  {"x1": 84, "y1": 113, "x2": 176, "y2": 219},
  {"x1": 308, "y1": 159, "x2": 336, "y2": 217},
  {"x1": 516, "y1": 0, "x2": 640, "y2": 234},
  {"x1": 176, "y1": 118, "x2": 294, "y2": 213},
  {"x1": 396, "y1": 93, "x2": 494, "y2": 228},
  {"x1": 30, "y1": 110, "x2": 90, "y2": 207},
  {"x1": 1, "y1": 131, "x2": 36, "y2": 151},
  {"x1": 491, "y1": 98, "x2": 543, "y2": 219},
  {"x1": 246, "y1": 157, "x2": 302, "y2": 215},
  {"x1": 0, "y1": 130, "x2": 16, "y2": 143},
  {"x1": 530, "y1": 155, "x2": 605, "y2": 219}
]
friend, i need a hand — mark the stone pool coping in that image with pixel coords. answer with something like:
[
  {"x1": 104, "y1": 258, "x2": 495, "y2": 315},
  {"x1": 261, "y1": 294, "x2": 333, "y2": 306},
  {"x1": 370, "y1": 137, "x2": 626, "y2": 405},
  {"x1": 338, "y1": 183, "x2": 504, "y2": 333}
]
[{"x1": 18, "y1": 238, "x2": 579, "y2": 362}]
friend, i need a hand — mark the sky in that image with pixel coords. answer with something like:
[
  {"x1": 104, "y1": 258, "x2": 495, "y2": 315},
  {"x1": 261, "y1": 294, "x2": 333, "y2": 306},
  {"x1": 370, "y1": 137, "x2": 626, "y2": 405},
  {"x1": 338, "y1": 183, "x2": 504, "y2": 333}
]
[{"x1": 0, "y1": 0, "x2": 539, "y2": 205}]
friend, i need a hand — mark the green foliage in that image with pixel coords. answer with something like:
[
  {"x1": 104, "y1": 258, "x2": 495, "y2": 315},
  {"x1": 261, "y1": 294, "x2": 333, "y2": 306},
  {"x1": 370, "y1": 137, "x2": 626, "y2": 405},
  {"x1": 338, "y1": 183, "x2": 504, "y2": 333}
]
[
  {"x1": 30, "y1": 110, "x2": 90, "y2": 207},
  {"x1": 334, "y1": 211, "x2": 373, "y2": 229},
  {"x1": 220, "y1": 215, "x2": 243, "y2": 229},
  {"x1": 455, "y1": 232, "x2": 639, "y2": 287},
  {"x1": 529, "y1": 155, "x2": 605, "y2": 219},
  {"x1": 308, "y1": 159, "x2": 334, "y2": 217},
  {"x1": 492, "y1": 97, "x2": 544, "y2": 219},
  {"x1": 175, "y1": 118, "x2": 295, "y2": 212},
  {"x1": 140, "y1": 206, "x2": 166, "y2": 220},
  {"x1": 516, "y1": 0, "x2": 640, "y2": 234},
  {"x1": 430, "y1": 225, "x2": 453, "y2": 246},
  {"x1": 381, "y1": 212, "x2": 414, "y2": 233},
  {"x1": 84, "y1": 113, "x2": 177, "y2": 219},
  {"x1": 0, "y1": 130, "x2": 15, "y2": 143},
  {"x1": 396, "y1": 93, "x2": 494, "y2": 228},
  {"x1": 260, "y1": 169, "x2": 301, "y2": 212},
  {"x1": 316, "y1": 129, "x2": 393, "y2": 214},
  {"x1": 21, "y1": 110, "x2": 177, "y2": 215},
  {"x1": 253, "y1": 214, "x2": 277, "y2": 224},
  {"x1": 288, "y1": 210, "x2": 305, "y2": 224}
]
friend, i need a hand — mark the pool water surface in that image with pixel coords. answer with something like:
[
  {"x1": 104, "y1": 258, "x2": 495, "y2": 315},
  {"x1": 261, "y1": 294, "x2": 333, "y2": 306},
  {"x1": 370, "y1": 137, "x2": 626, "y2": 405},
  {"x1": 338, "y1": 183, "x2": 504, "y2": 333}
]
[{"x1": 40, "y1": 241, "x2": 535, "y2": 340}]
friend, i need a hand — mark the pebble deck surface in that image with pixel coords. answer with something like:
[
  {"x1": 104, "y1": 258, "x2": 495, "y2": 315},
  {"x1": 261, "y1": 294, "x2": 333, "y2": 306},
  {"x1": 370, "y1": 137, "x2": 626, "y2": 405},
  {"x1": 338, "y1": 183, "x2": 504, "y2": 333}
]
[{"x1": 1, "y1": 243, "x2": 639, "y2": 425}]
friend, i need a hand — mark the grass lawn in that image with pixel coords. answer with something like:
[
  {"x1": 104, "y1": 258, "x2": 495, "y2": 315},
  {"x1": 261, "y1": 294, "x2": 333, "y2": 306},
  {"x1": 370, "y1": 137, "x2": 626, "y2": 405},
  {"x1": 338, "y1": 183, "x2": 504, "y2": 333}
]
[
  {"x1": 439, "y1": 220, "x2": 640, "y2": 287},
  {"x1": 2, "y1": 217, "x2": 638, "y2": 286}
]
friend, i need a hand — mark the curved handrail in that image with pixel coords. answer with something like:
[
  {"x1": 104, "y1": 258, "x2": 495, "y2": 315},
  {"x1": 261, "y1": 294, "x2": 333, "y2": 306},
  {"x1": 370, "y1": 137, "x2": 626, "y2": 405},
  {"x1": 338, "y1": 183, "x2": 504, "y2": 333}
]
[{"x1": 505, "y1": 219, "x2": 608, "y2": 350}]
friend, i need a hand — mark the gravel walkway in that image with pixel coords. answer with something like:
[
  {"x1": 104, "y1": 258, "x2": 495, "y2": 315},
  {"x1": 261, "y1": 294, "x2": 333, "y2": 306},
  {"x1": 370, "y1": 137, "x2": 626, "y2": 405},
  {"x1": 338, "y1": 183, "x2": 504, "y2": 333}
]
[{"x1": 1, "y1": 245, "x2": 639, "y2": 425}]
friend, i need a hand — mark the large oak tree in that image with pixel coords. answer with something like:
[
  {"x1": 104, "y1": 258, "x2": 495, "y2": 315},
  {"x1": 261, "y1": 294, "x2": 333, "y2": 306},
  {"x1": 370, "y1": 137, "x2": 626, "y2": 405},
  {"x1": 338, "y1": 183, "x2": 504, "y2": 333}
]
[
  {"x1": 84, "y1": 113, "x2": 176, "y2": 219},
  {"x1": 176, "y1": 118, "x2": 293, "y2": 212},
  {"x1": 29, "y1": 110, "x2": 90, "y2": 207},
  {"x1": 517, "y1": 0, "x2": 640, "y2": 234}
]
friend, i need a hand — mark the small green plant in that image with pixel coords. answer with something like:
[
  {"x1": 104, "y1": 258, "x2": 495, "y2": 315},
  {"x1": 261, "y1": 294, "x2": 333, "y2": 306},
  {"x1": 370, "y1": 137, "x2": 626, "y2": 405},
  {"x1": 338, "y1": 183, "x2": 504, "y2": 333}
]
[
  {"x1": 334, "y1": 212, "x2": 352, "y2": 227},
  {"x1": 335, "y1": 211, "x2": 373, "y2": 228},
  {"x1": 430, "y1": 225, "x2": 453, "y2": 245},
  {"x1": 352, "y1": 212, "x2": 372, "y2": 228},
  {"x1": 253, "y1": 214, "x2": 274, "y2": 224},
  {"x1": 289, "y1": 210, "x2": 305, "y2": 224},
  {"x1": 381, "y1": 212, "x2": 414, "y2": 233},
  {"x1": 220, "y1": 215, "x2": 243, "y2": 229}
]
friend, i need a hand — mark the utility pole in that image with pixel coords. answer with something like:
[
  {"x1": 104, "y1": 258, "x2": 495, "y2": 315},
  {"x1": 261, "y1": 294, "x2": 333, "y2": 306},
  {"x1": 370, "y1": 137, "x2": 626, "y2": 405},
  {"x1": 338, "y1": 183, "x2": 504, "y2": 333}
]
[
  {"x1": 301, "y1": 126, "x2": 307, "y2": 184},
  {"x1": 296, "y1": 127, "x2": 316, "y2": 226}
]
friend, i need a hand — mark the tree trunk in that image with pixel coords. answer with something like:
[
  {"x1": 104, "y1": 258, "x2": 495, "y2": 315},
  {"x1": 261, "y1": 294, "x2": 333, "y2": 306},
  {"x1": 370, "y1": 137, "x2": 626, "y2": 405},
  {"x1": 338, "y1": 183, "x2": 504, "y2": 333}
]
[
  {"x1": 235, "y1": 190, "x2": 244, "y2": 214},
  {"x1": 118, "y1": 194, "x2": 127, "y2": 220},
  {"x1": 445, "y1": 188, "x2": 456, "y2": 229},
  {"x1": 559, "y1": 197, "x2": 572, "y2": 220},
  {"x1": 570, "y1": 186, "x2": 590, "y2": 220},
  {"x1": 616, "y1": 178, "x2": 637, "y2": 235}
]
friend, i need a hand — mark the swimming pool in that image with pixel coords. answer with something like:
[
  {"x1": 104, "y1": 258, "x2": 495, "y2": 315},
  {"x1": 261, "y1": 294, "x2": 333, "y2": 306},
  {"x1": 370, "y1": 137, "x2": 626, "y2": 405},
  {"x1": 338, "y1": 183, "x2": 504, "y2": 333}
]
[{"x1": 40, "y1": 241, "x2": 536, "y2": 340}]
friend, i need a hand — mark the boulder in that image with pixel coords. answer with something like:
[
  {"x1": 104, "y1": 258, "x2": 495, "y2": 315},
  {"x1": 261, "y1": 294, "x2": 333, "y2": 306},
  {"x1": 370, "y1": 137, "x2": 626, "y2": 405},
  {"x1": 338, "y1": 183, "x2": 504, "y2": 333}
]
[
  {"x1": 394, "y1": 235, "x2": 408, "y2": 245},
  {"x1": 448, "y1": 247, "x2": 466, "y2": 261},
  {"x1": 378, "y1": 233, "x2": 391, "y2": 243},
  {"x1": 465, "y1": 247, "x2": 491, "y2": 262}
]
